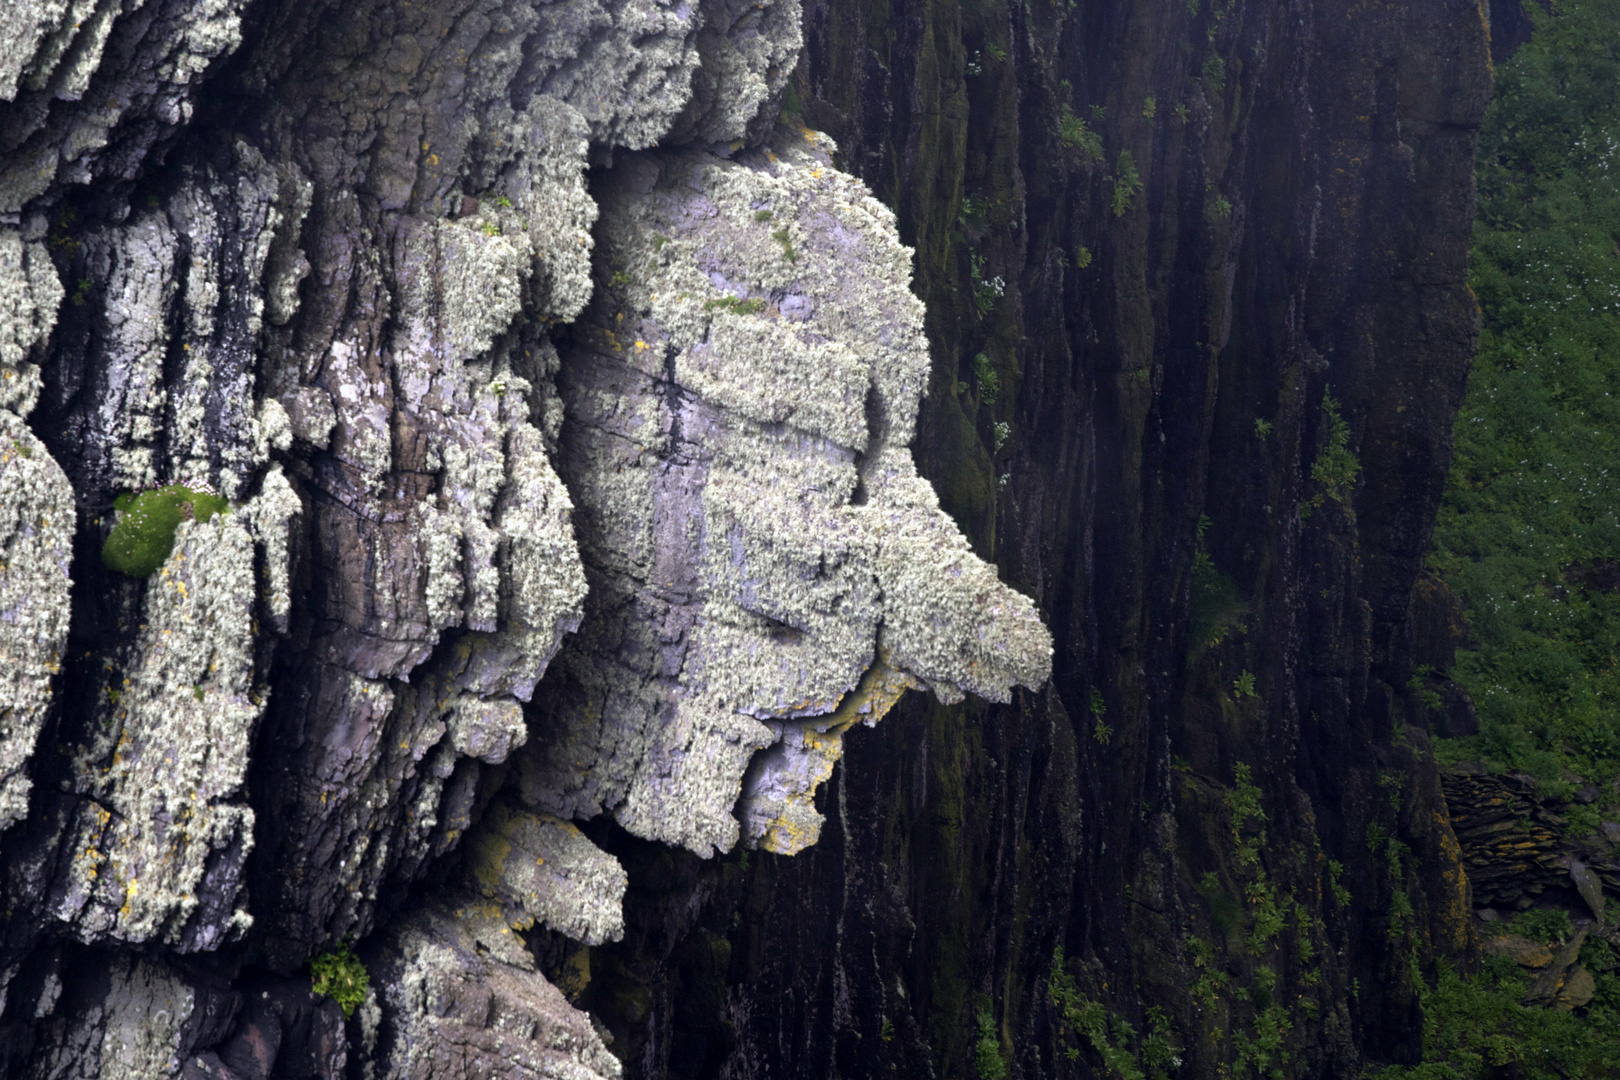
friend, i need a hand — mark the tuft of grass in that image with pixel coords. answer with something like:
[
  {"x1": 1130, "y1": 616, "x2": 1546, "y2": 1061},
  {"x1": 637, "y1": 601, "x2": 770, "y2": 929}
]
[
  {"x1": 102, "y1": 485, "x2": 229, "y2": 578},
  {"x1": 770, "y1": 227, "x2": 796, "y2": 262},
  {"x1": 704, "y1": 295, "x2": 768, "y2": 315}
]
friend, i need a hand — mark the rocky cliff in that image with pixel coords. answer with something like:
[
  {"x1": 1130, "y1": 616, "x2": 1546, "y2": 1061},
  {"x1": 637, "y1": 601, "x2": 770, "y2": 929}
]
[{"x1": 0, "y1": 0, "x2": 1490, "y2": 1077}]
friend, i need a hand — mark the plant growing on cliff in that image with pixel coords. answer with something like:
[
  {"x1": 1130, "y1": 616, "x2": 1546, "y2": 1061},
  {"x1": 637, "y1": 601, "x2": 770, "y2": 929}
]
[
  {"x1": 1302, "y1": 393, "x2": 1359, "y2": 517},
  {"x1": 704, "y1": 295, "x2": 767, "y2": 315},
  {"x1": 102, "y1": 485, "x2": 229, "y2": 577},
  {"x1": 974, "y1": 996, "x2": 1007, "y2": 1079},
  {"x1": 1058, "y1": 105, "x2": 1104, "y2": 162},
  {"x1": 310, "y1": 943, "x2": 370, "y2": 1018},
  {"x1": 1111, "y1": 151, "x2": 1144, "y2": 216},
  {"x1": 1050, "y1": 949, "x2": 1182, "y2": 1080},
  {"x1": 972, "y1": 352, "x2": 1002, "y2": 405}
]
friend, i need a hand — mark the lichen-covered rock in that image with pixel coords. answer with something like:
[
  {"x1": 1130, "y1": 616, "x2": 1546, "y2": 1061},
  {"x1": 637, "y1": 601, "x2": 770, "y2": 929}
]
[
  {"x1": 667, "y1": 0, "x2": 803, "y2": 146},
  {"x1": 0, "y1": 0, "x2": 248, "y2": 212},
  {"x1": 369, "y1": 901, "x2": 622, "y2": 1080},
  {"x1": 19, "y1": 953, "x2": 219, "y2": 1080},
  {"x1": 0, "y1": 228, "x2": 62, "y2": 414},
  {"x1": 0, "y1": 408, "x2": 73, "y2": 838},
  {"x1": 521, "y1": 134, "x2": 1052, "y2": 860},
  {"x1": 48, "y1": 479, "x2": 297, "y2": 952},
  {"x1": 468, "y1": 800, "x2": 628, "y2": 946},
  {"x1": 738, "y1": 657, "x2": 917, "y2": 854}
]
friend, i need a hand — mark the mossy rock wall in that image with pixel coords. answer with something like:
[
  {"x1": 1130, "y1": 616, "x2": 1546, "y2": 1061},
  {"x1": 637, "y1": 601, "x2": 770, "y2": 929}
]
[{"x1": 577, "y1": 0, "x2": 1493, "y2": 1076}]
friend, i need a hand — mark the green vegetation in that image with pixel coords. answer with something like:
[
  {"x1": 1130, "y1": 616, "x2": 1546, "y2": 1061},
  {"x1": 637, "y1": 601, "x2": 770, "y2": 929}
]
[
  {"x1": 1372, "y1": 953, "x2": 1620, "y2": 1080},
  {"x1": 1050, "y1": 949, "x2": 1182, "y2": 1080},
  {"x1": 1302, "y1": 393, "x2": 1359, "y2": 518},
  {"x1": 972, "y1": 352, "x2": 1001, "y2": 404},
  {"x1": 1233, "y1": 670, "x2": 1257, "y2": 699},
  {"x1": 102, "y1": 485, "x2": 229, "y2": 578},
  {"x1": 1111, "y1": 150, "x2": 1143, "y2": 216},
  {"x1": 310, "y1": 943, "x2": 370, "y2": 1018},
  {"x1": 1091, "y1": 687, "x2": 1113, "y2": 745},
  {"x1": 704, "y1": 295, "x2": 768, "y2": 315},
  {"x1": 974, "y1": 996, "x2": 1007, "y2": 1079},
  {"x1": 1058, "y1": 105, "x2": 1104, "y2": 161},
  {"x1": 1385, "y1": 3, "x2": 1620, "y2": 1073},
  {"x1": 770, "y1": 227, "x2": 797, "y2": 262},
  {"x1": 1429, "y1": 0, "x2": 1620, "y2": 815}
]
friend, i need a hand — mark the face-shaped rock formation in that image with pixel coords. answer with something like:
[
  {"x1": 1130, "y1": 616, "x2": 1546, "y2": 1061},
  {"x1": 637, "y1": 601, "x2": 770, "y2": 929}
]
[{"x1": 518, "y1": 136, "x2": 1052, "y2": 860}]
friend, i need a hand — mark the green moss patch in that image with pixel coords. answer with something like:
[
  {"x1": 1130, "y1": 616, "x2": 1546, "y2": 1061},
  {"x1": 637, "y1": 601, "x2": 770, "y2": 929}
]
[
  {"x1": 101, "y1": 485, "x2": 229, "y2": 578},
  {"x1": 309, "y1": 943, "x2": 370, "y2": 1018}
]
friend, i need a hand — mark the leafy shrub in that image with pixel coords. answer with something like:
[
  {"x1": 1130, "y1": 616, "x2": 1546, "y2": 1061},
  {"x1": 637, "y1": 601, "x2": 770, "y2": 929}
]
[
  {"x1": 1111, "y1": 151, "x2": 1144, "y2": 216},
  {"x1": 1306, "y1": 393, "x2": 1360, "y2": 511},
  {"x1": 972, "y1": 352, "x2": 1001, "y2": 405},
  {"x1": 1058, "y1": 105, "x2": 1104, "y2": 161},
  {"x1": 310, "y1": 944, "x2": 370, "y2": 1018},
  {"x1": 102, "y1": 485, "x2": 229, "y2": 578},
  {"x1": 1505, "y1": 907, "x2": 1573, "y2": 947},
  {"x1": 1050, "y1": 949, "x2": 1182, "y2": 1080},
  {"x1": 974, "y1": 996, "x2": 1007, "y2": 1079}
]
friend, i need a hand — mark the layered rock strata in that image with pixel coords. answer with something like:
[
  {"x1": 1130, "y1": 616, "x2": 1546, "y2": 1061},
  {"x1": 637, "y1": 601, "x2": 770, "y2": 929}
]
[{"x1": 0, "y1": 0, "x2": 1051, "y2": 1074}]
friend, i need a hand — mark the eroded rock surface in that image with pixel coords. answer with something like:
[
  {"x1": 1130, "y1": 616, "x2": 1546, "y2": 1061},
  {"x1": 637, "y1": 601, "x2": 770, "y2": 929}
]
[
  {"x1": 519, "y1": 136, "x2": 1051, "y2": 858},
  {"x1": 0, "y1": 0, "x2": 1052, "y2": 1073}
]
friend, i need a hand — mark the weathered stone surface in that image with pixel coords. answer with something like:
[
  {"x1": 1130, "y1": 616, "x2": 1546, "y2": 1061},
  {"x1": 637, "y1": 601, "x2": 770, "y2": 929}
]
[
  {"x1": 520, "y1": 135, "x2": 1051, "y2": 859},
  {"x1": 468, "y1": 800, "x2": 628, "y2": 946},
  {"x1": 0, "y1": 0, "x2": 247, "y2": 212},
  {"x1": 0, "y1": 0, "x2": 1510, "y2": 1074},
  {"x1": 369, "y1": 901, "x2": 622, "y2": 1080},
  {"x1": 0, "y1": 408, "x2": 72, "y2": 839}
]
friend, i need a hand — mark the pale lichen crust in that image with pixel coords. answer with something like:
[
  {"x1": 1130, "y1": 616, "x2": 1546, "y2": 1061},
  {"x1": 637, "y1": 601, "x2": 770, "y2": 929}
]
[
  {"x1": 0, "y1": 408, "x2": 73, "y2": 838},
  {"x1": 524, "y1": 132, "x2": 1053, "y2": 862},
  {"x1": 469, "y1": 799, "x2": 629, "y2": 946},
  {"x1": 371, "y1": 901, "x2": 623, "y2": 1080}
]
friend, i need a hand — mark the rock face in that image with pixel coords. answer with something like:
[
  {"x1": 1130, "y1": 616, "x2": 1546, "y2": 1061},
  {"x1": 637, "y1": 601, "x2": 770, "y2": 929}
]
[
  {"x1": 0, "y1": 0, "x2": 1499, "y2": 1076},
  {"x1": 519, "y1": 139, "x2": 1049, "y2": 859},
  {"x1": 0, "y1": 0, "x2": 1053, "y2": 1074}
]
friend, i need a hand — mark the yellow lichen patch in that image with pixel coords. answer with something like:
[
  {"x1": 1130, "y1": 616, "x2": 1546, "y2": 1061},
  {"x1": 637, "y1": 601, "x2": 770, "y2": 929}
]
[{"x1": 752, "y1": 658, "x2": 918, "y2": 856}]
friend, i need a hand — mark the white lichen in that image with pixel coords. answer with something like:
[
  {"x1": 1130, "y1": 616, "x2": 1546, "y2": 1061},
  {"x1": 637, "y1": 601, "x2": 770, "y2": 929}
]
[
  {"x1": 525, "y1": 135, "x2": 1052, "y2": 865},
  {"x1": 60, "y1": 511, "x2": 261, "y2": 949},
  {"x1": 468, "y1": 800, "x2": 628, "y2": 945},
  {"x1": 0, "y1": 409, "x2": 74, "y2": 837},
  {"x1": 375, "y1": 902, "x2": 623, "y2": 1080}
]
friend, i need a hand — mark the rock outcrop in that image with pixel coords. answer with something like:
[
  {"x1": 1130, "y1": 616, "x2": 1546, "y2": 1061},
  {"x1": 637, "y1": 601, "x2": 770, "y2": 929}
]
[
  {"x1": 0, "y1": 0, "x2": 1053, "y2": 1074},
  {"x1": 0, "y1": 0, "x2": 1511, "y2": 1074}
]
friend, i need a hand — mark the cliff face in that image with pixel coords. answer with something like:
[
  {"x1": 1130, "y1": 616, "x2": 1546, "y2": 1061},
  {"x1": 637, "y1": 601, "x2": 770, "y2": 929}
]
[
  {"x1": 0, "y1": 0, "x2": 1488, "y2": 1077},
  {"x1": 578, "y1": 0, "x2": 1493, "y2": 1077}
]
